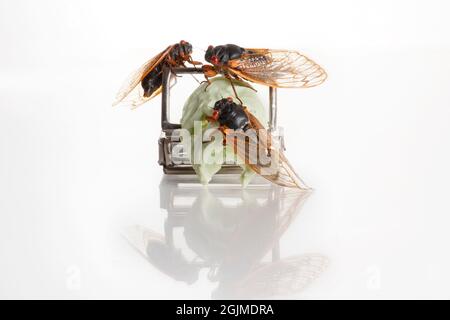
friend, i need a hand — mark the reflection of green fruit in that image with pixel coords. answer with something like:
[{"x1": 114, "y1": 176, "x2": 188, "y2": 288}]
[{"x1": 181, "y1": 77, "x2": 268, "y2": 186}]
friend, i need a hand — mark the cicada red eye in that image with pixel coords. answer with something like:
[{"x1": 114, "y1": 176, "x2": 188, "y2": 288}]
[
  {"x1": 211, "y1": 55, "x2": 220, "y2": 65},
  {"x1": 212, "y1": 110, "x2": 219, "y2": 121}
]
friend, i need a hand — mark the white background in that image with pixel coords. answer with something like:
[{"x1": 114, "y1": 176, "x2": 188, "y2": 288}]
[{"x1": 1, "y1": 0, "x2": 450, "y2": 299}]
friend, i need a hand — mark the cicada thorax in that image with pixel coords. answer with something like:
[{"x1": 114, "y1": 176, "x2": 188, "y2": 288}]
[
  {"x1": 168, "y1": 41, "x2": 193, "y2": 65},
  {"x1": 140, "y1": 41, "x2": 193, "y2": 98},
  {"x1": 205, "y1": 44, "x2": 246, "y2": 66},
  {"x1": 213, "y1": 98, "x2": 250, "y2": 131}
]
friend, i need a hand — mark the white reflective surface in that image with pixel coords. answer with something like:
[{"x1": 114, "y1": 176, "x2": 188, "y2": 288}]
[
  {"x1": 1, "y1": 0, "x2": 450, "y2": 300},
  {"x1": 124, "y1": 176, "x2": 328, "y2": 299}
]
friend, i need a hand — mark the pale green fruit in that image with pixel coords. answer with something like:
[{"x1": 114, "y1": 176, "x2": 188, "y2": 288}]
[{"x1": 180, "y1": 77, "x2": 268, "y2": 186}]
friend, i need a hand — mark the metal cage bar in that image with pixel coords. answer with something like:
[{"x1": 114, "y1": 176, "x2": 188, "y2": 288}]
[
  {"x1": 158, "y1": 66, "x2": 278, "y2": 174},
  {"x1": 161, "y1": 66, "x2": 278, "y2": 131}
]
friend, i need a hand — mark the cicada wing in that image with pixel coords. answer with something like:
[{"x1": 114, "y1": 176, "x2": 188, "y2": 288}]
[
  {"x1": 124, "y1": 86, "x2": 162, "y2": 109},
  {"x1": 122, "y1": 225, "x2": 165, "y2": 258},
  {"x1": 112, "y1": 45, "x2": 172, "y2": 106},
  {"x1": 228, "y1": 108, "x2": 309, "y2": 189},
  {"x1": 244, "y1": 152, "x2": 308, "y2": 189},
  {"x1": 244, "y1": 110, "x2": 272, "y2": 149},
  {"x1": 228, "y1": 49, "x2": 327, "y2": 88},
  {"x1": 233, "y1": 254, "x2": 329, "y2": 299}
]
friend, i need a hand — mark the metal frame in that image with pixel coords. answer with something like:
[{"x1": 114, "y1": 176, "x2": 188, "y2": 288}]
[{"x1": 158, "y1": 65, "x2": 279, "y2": 174}]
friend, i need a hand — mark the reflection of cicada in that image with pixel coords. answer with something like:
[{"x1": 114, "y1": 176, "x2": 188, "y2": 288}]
[
  {"x1": 113, "y1": 40, "x2": 200, "y2": 108},
  {"x1": 208, "y1": 98, "x2": 308, "y2": 189},
  {"x1": 203, "y1": 44, "x2": 327, "y2": 89}
]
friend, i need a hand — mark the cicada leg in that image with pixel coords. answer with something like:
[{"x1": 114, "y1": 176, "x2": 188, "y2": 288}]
[
  {"x1": 231, "y1": 73, "x2": 257, "y2": 92},
  {"x1": 219, "y1": 126, "x2": 235, "y2": 146},
  {"x1": 224, "y1": 74, "x2": 244, "y2": 105},
  {"x1": 201, "y1": 65, "x2": 217, "y2": 90},
  {"x1": 200, "y1": 76, "x2": 213, "y2": 91},
  {"x1": 188, "y1": 57, "x2": 203, "y2": 70},
  {"x1": 205, "y1": 115, "x2": 229, "y2": 146}
]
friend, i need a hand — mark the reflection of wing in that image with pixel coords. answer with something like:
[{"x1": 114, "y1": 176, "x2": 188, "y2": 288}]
[
  {"x1": 112, "y1": 45, "x2": 172, "y2": 106},
  {"x1": 234, "y1": 254, "x2": 329, "y2": 299},
  {"x1": 227, "y1": 109, "x2": 309, "y2": 189},
  {"x1": 123, "y1": 225, "x2": 165, "y2": 257},
  {"x1": 214, "y1": 189, "x2": 311, "y2": 285},
  {"x1": 228, "y1": 49, "x2": 327, "y2": 88}
]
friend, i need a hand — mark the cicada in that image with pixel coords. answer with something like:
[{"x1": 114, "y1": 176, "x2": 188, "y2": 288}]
[
  {"x1": 203, "y1": 44, "x2": 327, "y2": 90},
  {"x1": 208, "y1": 98, "x2": 308, "y2": 189},
  {"x1": 113, "y1": 40, "x2": 201, "y2": 108}
]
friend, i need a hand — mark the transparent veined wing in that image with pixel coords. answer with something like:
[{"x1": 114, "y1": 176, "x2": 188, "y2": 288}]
[
  {"x1": 112, "y1": 45, "x2": 172, "y2": 106},
  {"x1": 228, "y1": 49, "x2": 327, "y2": 88},
  {"x1": 225, "y1": 108, "x2": 309, "y2": 189}
]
